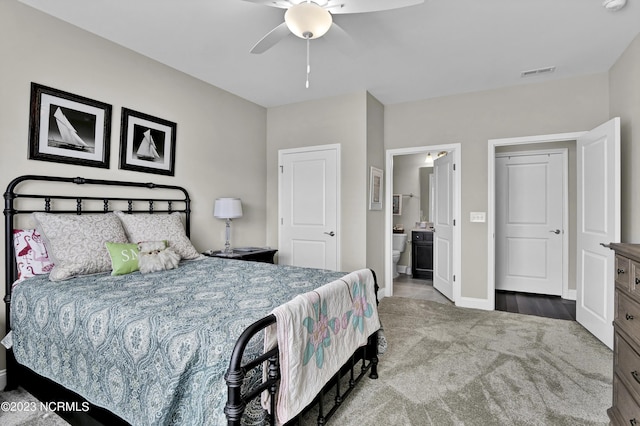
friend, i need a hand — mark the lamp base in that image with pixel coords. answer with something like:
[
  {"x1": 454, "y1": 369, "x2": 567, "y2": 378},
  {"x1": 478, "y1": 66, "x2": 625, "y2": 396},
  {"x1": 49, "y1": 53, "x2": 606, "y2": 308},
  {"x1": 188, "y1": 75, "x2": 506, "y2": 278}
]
[{"x1": 223, "y1": 219, "x2": 233, "y2": 254}]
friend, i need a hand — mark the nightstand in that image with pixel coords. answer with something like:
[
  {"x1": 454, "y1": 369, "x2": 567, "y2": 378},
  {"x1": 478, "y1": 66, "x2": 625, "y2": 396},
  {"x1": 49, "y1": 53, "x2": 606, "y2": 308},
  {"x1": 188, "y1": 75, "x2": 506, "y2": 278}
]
[{"x1": 203, "y1": 248, "x2": 277, "y2": 264}]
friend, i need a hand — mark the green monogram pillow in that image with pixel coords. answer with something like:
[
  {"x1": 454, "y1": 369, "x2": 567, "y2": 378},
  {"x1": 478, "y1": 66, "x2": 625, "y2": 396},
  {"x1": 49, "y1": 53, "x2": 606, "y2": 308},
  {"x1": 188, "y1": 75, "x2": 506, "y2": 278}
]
[{"x1": 105, "y1": 242, "x2": 139, "y2": 275}]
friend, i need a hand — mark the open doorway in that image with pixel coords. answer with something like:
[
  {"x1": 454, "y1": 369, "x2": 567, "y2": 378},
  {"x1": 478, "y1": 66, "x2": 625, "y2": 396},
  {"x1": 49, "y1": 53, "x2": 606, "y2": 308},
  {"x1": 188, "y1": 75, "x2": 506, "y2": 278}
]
[
  {"x1": 488, "y1": 133, "x2": 582, "y2": 312},
  {"x1": 487, "y1": 119, "x2": 621, "y2": 349},
  {"x1": 384, "y1": 144, "x2": 461, "y2": 304}
]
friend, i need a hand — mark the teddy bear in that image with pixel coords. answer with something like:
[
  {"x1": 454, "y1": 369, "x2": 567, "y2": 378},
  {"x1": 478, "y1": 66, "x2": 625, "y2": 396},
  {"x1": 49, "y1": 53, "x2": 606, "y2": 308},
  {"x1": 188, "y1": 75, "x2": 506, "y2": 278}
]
[{"x1": 137, "y1": 240, "x2": 181, "y2": 274}]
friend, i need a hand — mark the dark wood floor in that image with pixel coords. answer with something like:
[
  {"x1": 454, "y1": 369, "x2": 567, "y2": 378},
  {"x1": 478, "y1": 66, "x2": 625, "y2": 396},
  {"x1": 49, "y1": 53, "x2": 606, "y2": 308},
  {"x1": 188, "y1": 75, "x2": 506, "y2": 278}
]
[{"x1": 495, "y1": 290, "x2": 576, "y2": 321}]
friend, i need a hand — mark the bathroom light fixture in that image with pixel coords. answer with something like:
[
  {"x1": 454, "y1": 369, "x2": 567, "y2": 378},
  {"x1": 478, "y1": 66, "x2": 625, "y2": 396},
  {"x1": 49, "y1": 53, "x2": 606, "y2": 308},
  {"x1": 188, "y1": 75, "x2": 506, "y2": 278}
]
[
  {"x1": 214, "y1": 197, "x2": 243, "y2": 254},
  {"x1": 284, "y1": 1, "x2": 333, "y2": 88},
  {"x1": 424, "y1": 153, "x2": 433, "y2": 166}
]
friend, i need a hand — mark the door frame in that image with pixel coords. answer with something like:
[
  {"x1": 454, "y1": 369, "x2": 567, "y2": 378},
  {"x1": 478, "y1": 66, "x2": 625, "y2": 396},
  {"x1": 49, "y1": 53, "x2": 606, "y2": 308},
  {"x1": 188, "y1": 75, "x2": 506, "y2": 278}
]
[
  {"x1": 385, "y1": 143, "x2": 461, "y2": 302},
  {"x1": 494, "y1": 148, "x2": 569, "y2": 297},
  {"x1": 278, "y1": 143, "x2": 341, "y2": 271},
  {"x1": 488, "y1": 132, "x2": 584, "y2": 310}
]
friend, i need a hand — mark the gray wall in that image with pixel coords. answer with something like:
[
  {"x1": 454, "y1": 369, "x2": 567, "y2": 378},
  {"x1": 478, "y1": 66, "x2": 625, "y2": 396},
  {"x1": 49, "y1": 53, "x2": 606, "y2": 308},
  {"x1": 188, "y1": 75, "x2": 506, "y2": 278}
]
[
  {"x1": 385, "y1": 73, "x2": 610, "y2": 299},
  {"x1": 265, "y1": 92, "x2": 370, "y2": 273},
  {"x1": 0, "y1": 1, "x2": 267, "y2": 371},
  {"x1": 366, "y1": 94, "x2": 386, "y2": 283},
  {"x1": 610, "y1": 34, "x2": 640, "y2": 243}
]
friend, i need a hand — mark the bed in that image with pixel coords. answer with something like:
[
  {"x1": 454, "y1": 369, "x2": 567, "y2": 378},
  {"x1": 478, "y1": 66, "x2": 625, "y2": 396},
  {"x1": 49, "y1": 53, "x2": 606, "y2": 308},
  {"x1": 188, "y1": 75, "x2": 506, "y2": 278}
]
[{"x1": 2, "y1": 175, "x2": 381, "y2": 425}]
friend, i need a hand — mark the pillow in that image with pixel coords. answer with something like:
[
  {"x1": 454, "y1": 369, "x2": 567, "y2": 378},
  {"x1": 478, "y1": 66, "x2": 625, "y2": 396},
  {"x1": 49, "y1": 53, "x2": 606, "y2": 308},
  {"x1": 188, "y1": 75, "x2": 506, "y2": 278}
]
[
  {"x1": 105, "y1": 242, "x2": 139, "y2": 276},
  {"x1": 114, "y1": 211, "x2": 201, "y2": 260},
  {"x1": 32, "y1": 213, "x2": 128, "y2": 281},
  {"x1": 12, "y1": 229, "x2": 54, "y2": 282}
]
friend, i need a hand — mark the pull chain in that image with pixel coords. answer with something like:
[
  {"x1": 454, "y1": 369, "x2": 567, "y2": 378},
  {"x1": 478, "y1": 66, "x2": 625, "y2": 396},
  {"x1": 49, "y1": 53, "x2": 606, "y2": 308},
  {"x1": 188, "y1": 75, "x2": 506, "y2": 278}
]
[{"x1": 305, "y1": 35, "x2": 310, "y2": 89}]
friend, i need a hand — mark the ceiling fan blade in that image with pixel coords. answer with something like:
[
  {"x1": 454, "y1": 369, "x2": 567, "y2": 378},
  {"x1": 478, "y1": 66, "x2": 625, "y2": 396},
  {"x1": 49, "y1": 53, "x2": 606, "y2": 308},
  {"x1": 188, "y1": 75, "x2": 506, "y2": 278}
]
[
  {"x1": 327, "y1": 0, "x2": 424, "y2": 14},
  {"x1": 241, "y1": 0, "x2": 292, "y2": 9},
  {"x1": 323, "y1": 22, "x2": 357, "y2": 55},
  {"x1": 250, "y1": 22, "x2": 291, "y2": 54}
]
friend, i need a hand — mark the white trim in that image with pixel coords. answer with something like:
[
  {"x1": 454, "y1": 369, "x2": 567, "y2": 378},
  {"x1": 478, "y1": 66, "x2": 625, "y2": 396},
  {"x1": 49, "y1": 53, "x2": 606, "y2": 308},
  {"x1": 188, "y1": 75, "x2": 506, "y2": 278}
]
[
  {"x1": 385, "y1": 143, "x2": 462, "y2": 304},
  {"x1": 455, "y1": 296, "x2": 493, "y2": 311},
  {"x1": 495, "y1": 148, "x2": 569, "y2": 299},
  {"x1": 278, "y1": 143, "x2": 342, "y2": 271},
  {"x1": 488, "y1": 131, "x2": 586, "y2": 310}
]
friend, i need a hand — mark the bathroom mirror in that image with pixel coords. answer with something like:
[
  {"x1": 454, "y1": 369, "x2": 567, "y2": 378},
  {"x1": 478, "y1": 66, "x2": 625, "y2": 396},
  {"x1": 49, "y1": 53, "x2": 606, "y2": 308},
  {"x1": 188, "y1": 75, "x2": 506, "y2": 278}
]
[{"x1": 419, "y1": 167, "x2": 433, "y2": 222}]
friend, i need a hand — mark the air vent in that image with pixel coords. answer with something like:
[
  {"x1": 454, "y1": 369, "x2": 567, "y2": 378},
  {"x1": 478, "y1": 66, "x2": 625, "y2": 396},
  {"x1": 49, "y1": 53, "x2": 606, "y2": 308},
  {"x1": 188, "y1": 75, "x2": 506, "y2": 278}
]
[{"x1": 521, "y1": 66, "x2": 556, "y2": 78}]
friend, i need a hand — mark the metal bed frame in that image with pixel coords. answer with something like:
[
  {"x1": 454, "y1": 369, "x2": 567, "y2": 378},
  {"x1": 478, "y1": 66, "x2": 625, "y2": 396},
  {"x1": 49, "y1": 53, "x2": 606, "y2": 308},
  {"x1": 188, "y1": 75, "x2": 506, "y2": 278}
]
[{"x1": 3, "y1": 175, "x2": 379, "y2": 425}]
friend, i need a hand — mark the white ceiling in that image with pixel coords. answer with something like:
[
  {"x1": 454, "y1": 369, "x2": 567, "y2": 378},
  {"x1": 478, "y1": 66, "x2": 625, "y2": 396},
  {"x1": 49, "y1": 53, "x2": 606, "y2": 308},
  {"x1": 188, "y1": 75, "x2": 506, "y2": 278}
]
[{"x1": 19, "y1": 0, "x2": 640, "y2": 108}]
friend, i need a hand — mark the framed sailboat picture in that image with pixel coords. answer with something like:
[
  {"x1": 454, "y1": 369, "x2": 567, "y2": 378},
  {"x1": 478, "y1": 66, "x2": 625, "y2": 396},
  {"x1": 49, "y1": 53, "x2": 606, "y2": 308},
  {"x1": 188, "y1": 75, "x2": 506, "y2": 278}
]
[
  {"x1": 28, "y1": 83, "x2": 112, "y2": 168},
  {"x1": 119, "y1": 108, "x2": 176, "y2": 176}
]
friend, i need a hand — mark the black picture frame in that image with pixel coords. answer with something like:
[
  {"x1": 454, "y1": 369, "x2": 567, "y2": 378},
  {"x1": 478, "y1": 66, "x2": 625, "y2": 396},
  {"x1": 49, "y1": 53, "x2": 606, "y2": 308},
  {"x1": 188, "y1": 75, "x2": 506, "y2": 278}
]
[
  {"x1": 119, "y1": 108, "x2": 176, "y2": 176},
  {"x1": 28, "y1": 83, "x2": 112, "y2": 168}
]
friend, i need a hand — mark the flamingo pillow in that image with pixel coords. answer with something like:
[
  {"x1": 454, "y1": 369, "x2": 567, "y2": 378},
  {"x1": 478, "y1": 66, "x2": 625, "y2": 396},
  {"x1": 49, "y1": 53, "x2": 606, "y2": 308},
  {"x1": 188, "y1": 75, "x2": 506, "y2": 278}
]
[{"x1": 13, "y1": 229, "x2": 54, "y2": 282}]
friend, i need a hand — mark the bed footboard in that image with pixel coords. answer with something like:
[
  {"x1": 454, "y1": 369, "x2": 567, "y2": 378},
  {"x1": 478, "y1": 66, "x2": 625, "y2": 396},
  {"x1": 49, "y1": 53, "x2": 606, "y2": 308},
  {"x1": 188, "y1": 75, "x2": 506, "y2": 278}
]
[{"x1": 225, "y1": 274, "x2": 380, "y2": 426}]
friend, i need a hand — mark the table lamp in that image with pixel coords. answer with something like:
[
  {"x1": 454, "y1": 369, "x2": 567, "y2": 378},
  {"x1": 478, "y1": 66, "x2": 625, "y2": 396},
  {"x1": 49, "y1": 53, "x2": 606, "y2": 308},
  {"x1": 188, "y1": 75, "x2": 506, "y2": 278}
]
[{"x1": 214, "y1": 197, "x2": 243, "y2": 254}]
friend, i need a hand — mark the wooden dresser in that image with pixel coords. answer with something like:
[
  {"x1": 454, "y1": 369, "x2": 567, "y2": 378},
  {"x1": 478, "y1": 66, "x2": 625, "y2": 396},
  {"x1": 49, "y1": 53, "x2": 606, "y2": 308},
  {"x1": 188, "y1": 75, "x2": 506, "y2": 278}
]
[{"x1": 609, "y1": 243, "x2": 640, "y2": 424}]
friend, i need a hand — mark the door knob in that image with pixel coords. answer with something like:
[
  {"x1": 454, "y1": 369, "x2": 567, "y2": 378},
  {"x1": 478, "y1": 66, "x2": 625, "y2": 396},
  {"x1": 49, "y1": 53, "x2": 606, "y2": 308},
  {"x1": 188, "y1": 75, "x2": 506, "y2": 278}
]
[
  {"x1": 324, "y1": 231, "x2": 335, "y2": 237},
  {"x1": 549, "y1": 229, "x2": 561, "y2": 234}
]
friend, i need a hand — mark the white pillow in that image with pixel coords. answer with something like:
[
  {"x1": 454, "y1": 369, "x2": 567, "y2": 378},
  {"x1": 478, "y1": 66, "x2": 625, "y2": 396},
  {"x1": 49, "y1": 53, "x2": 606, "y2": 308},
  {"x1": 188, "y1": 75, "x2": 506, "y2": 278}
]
[
  {"x1": 114, "y1": 211, "x2": 201, "y2": 260},
  {"x1": 32, "y1": 213, "x2": 128, "y2": 281}
]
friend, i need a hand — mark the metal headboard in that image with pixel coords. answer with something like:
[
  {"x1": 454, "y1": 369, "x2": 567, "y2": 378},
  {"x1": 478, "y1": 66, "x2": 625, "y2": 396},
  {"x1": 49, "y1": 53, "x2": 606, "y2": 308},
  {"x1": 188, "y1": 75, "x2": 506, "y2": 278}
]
[{"x1": 3, "y1": 175, "x2": 191, "y2": 333}]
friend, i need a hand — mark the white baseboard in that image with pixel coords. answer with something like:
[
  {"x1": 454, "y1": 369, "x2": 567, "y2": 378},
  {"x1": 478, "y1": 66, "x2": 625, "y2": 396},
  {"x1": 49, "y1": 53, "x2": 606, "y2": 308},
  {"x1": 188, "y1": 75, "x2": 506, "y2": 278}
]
[
  {"x1": 455, "y1": 296, "x2": 493, "y2": 311},
  {"x1": 0, "y1": 368, "x2": 6, "y2": 391},
  {"x1": 563, "y1": 289, "x2": 577, "y2": 301},
  {"x1": 377, "y1": 287, "x2": 386, "y2": 301}
]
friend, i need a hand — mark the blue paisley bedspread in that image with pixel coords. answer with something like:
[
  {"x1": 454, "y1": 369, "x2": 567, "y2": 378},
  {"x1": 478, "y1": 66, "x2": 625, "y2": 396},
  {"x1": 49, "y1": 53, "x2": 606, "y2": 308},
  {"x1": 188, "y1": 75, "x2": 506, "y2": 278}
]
[{"x1": 10, "y1": 257, "x2": 348, "y2": 425}]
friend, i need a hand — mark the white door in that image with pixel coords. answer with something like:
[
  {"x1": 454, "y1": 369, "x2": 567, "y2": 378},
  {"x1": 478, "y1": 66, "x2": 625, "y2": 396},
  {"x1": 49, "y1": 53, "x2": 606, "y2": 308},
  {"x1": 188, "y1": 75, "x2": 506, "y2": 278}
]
[
  {"x1": 576, "y1": 118, "x2": 620, "y2": 350},
  {"x1": 433, "y1": 153, "x2": 455, "y2": 301},
  {"x1": 279, "y1": 145, "x2": 339, "y2": 270},
  {"x1": 495, "y1": 152, "x2": 565, "y2": 295}
]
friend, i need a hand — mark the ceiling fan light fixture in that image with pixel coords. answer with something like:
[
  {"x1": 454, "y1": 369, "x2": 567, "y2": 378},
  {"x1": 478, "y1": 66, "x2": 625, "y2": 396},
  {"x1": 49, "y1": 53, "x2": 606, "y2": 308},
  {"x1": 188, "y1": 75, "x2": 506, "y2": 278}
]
[{"x1": 285, "y1": 2, "x2": 333, "y2": 39}]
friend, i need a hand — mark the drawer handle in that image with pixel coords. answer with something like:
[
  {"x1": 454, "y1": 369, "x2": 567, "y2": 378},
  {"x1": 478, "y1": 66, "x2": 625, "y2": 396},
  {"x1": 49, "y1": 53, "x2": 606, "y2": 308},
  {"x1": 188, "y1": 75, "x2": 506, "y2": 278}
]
[
  {"x1": 636, "y1": 277, "x2": 640, "y2": 285},
  {"x1": 632, "y1": 371, "x2": 640, "y2": 384},
  {"x1": 618, "y1": 268, "x2": 626, "y2": 275},
  {"x1": 627, "y1": 313, "x2": 635, "y2": 320}
]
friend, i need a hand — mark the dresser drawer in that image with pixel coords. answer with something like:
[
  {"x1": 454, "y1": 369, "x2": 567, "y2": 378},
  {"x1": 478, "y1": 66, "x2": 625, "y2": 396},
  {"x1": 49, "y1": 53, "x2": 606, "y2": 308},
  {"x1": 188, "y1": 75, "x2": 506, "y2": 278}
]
[
  {"x1": 612, "y1": 374, "x2": 640, "y2": 424},
  {"x1": 616, "y1": 332, "x2": 640, "y2": 398},
  {"x1": 617, "y1": 291, "x2": 640, "y2": 339},
  {"x1": 633, "y1": 260, "x2": 640, "y2": 293},
  {"x1": 617, "y1": 255, "x2": 632, "y2": 291}
]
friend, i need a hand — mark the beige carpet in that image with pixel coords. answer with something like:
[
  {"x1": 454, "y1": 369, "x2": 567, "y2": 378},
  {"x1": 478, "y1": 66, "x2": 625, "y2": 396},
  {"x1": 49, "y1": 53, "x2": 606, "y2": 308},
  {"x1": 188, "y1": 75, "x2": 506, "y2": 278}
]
[
  {"x1": 325, "y1": 297, "x2": 613, "y2": 426},
  {"x1": 0, "y1": 297, "x2": 613, "y2": 425}
]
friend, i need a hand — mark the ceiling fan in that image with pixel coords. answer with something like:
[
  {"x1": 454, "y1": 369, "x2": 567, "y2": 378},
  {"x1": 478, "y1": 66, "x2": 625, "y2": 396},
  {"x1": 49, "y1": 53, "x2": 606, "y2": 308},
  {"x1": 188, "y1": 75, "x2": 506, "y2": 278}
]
[{"x1": 244, "y1": 0, "x2": 425, "y2": 54}]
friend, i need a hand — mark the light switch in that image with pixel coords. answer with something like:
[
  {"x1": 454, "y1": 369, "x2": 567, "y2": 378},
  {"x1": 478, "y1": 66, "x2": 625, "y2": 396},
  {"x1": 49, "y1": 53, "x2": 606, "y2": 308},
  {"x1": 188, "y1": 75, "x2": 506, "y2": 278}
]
[{"x1": 470, "y1": 212, "x2": 486, "y2": 223}]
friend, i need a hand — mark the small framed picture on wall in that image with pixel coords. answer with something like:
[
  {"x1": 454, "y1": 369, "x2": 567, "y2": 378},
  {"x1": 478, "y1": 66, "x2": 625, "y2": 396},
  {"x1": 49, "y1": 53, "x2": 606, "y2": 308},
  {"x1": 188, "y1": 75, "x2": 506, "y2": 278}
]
[
  {"x1": 119, "y1": 107, "x2": 176, "y2": 176},
  {"x1": 369, "y1": 167, "x2": 383, "y2": 210}
]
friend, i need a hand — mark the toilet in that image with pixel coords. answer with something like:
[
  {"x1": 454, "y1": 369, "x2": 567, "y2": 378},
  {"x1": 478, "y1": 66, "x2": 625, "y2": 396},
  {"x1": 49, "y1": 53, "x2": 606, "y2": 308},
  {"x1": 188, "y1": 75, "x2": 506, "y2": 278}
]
[{"x1": 392, "y1": 233, "x2": 408, "y2": 278}]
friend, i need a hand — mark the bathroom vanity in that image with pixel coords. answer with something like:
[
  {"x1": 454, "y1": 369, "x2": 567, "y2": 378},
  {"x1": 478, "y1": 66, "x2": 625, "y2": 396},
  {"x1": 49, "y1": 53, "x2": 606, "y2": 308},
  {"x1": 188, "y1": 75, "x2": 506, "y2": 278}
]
[{"x1": 412, "y1": 230, "x2": 433, "y2": 279}]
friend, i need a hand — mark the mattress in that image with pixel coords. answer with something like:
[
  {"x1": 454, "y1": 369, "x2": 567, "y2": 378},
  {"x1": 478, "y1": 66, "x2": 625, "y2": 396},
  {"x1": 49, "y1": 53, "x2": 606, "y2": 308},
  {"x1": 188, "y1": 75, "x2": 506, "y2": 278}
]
[{"x1": 10, "y1": 257, "x2": 346, "y2": 425}]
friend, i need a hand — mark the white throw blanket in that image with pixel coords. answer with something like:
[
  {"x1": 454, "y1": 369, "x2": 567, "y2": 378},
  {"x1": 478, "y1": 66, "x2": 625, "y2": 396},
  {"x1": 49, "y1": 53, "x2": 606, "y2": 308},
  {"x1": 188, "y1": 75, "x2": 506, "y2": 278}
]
[{"x1": 263, "y1": 269, "x2": 380, "y2": 425}]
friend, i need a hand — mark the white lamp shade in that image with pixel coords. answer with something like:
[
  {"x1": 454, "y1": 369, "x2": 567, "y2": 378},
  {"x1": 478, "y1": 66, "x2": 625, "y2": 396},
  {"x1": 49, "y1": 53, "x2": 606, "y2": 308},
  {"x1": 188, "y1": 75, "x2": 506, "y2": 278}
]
[
  {"x1": 214, "y1": 198, "x2": 243, "y2": 219},
  {"x1": 285, "y1": 2, "x2": 333, "y2": 39}
]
